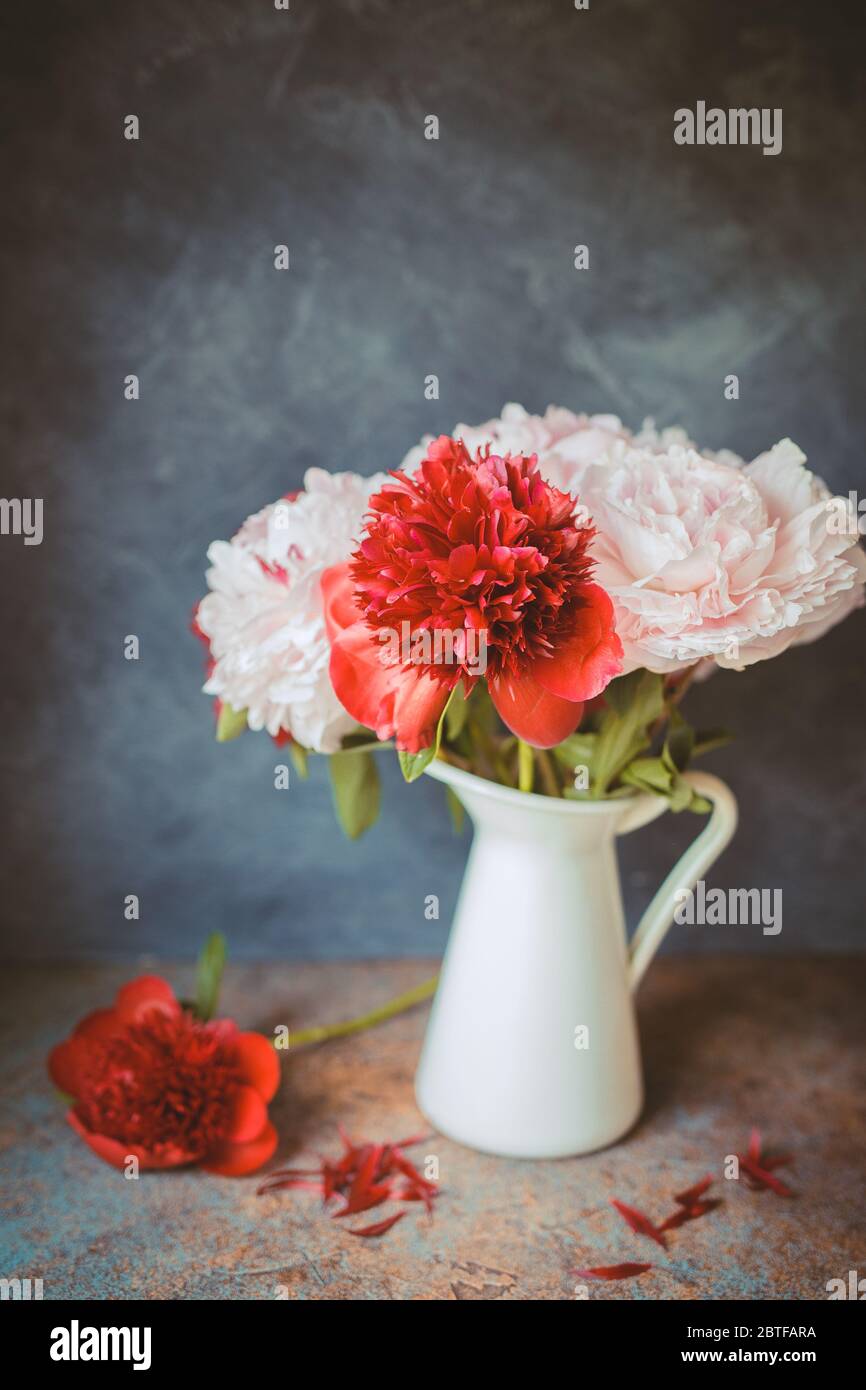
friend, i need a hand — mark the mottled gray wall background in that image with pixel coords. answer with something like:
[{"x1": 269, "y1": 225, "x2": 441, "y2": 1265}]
[{"x1": 1, "y1": 0, "x2": 863, "y2": 961}]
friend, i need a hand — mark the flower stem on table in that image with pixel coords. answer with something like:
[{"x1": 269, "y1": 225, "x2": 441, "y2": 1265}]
[{"x1": 289, "y1": 975, "x2": 439, "y2": 1049}]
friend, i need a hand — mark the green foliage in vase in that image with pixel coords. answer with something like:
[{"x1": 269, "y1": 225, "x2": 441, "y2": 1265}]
[{"x1": 433, "y1": 670, "x2": 732, "y2": 815}]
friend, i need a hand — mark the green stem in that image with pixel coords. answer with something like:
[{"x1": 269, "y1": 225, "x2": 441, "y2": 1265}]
[
  {"x1": 517, "y1": 739, "x2": 535, "y2": 793},
  {"x1": 289, "y1": 974, "x2": 439, "y2": 1049},
  {"x1": 535, "y1": 747, "x2": 561, "y2": 798}
]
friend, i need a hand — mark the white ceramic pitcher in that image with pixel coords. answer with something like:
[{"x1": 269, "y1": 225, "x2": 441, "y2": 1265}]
[{"x1": 417, "y1": 761, "x2": 738, "y2": 1158}]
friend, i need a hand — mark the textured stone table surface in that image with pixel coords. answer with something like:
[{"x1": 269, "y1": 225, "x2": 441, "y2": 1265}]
[{"x1": 1, "y1": 957, "x2": 864, "y2": 1301}]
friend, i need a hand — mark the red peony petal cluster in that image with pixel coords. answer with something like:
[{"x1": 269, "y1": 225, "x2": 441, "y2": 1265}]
[
  {"x1": 48, "y1": 975, "x2": 280, "y2": 1176},
  {"x1": 323, "y1": 436, "x2": 623, "y2": 749}
]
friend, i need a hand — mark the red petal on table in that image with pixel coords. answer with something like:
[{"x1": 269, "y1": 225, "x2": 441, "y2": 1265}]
[
  {"x1": 574, "y1": 1264, "x2": 653, "y2": 1281},
  {"x1": 349, "y1": 1143, "x2": 383, "y2": 1202},
  {"x1": 347, "y1": 1212, "x2": 406, "y2": 1238},
  {"x1": 658, "y1": 1199, "x2": 721, "y2": 1232},
  {"x1": 760, "y1": 1153, "x2": 793, "y2": 1172},
  {"x1": 739, "y1": 1157, "x2": 795, "y2": 1198},
  {"x1": 398, "y1": 1178, "x2": 435, "y2": 1212},
  {"x1": 258, "y1": 1128, "x2": 440, "y2": 1232},
  {"x1": 392, "y1": 1150, "x2": 436, "y2": 1191},
  {"x1": 673, "y1": 1175, "x2": 714, "y2": 1208},
  {"x1": 333, "y1": 1183, "x2": 392, "y2": 1218},
  {"x1": 332, "y1": 1148, "x2": 358, "y2": 1180},
  {"x1": 321, "y1": 1163, "x2": 338, "y2": 1204},
  {"x1": 609, "y1": 1198, "x2": 667, "y2": 1249}
]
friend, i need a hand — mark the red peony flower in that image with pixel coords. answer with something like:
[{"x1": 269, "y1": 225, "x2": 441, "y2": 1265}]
[
  {"x1": 323, "y1": 436, "x2": 623, "y2": 749},
  {"x1": 48, "y1": 975, "x2": 279, "y2": 1176}
]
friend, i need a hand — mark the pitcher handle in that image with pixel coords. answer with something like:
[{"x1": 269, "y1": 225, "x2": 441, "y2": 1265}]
[{"x1": 622, "y1": 772, "x2": 738, "y2": 991}]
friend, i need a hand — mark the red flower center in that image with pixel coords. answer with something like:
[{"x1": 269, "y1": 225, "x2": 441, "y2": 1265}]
[
  {"x1": 351, "y1": 437, "x2": 598, "y2": 683},
  {"x1": 74, "y1": 1012, "x2": 243, "y2": 1160}
]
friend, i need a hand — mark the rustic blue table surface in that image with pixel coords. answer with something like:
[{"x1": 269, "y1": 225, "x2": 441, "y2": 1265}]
[{"x1": 1, "y1": 957, "x2": 863, "y2": 1300}]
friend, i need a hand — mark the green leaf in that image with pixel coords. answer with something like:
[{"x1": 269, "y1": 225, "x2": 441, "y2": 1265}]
[
  {"x1": 329, "y1": 750, "x2": 381, "y2": 839},
  {"x1": 621, "y1": 755, "x2": 674, "y2": 796},
  {"x1": 465, "y1": 682, "x2": 499, "y2": 734},
  {"x1": 603, "y1": 669, "x2": 665, "y2": 722},
  {"x1": 591, "y1": 670, "x2": 664, "y2": 795},
  {"x1": 621, "y1": 755, "x2": 709, "y2": 815},
  {"x1": 663, "y1": 707, "x2": 694, "y2": 773},
  {"x1": 288, "y1": 742, "x2": 309, "y2": 780},
  {"x1": 445, "y1": 786, "x2": 465, "y2": 833},
  {"x1": 215, "y1": 702, "x2": 248, "y2": 743},
  {"x1": 667, "y1": 770, "x2": 695, "y2": 813},
  {"x1": 444, "y1": 682, "x2": 470, "y2": 741},
  {"x1": 194, "y1": 932, "x2": 227, "y2": 1022},
  {"x1": 398, "y1": 746, "x2": 436, "y2": 782},
  {"x1": 552, "y1": 732, "x2": 598, "y2": 770},
  {"x1": 397, "y1": 687, "x2": 457, "y2": 783}
]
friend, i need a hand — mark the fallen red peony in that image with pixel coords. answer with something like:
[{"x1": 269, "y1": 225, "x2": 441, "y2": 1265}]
[{"x1": 48, "y1": 974, "x2": 279, "y2": 1176}]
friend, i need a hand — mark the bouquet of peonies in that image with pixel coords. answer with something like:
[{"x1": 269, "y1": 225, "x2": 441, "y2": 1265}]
[{"x1": 194, "y1": 405, "x2": 865, "y2": 836}]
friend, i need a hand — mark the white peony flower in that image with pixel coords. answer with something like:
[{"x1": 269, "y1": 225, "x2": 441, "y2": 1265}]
[
  {"x1": 401, "y1": 402, "x2": 697, "y2": 495},
  {"x1": 196, "y1": 468, "x2": 386, "y2": 752},
  {"x1": 402, "y1": 402, "x2": 633, "y2": 488},
  {"x1": 578, "y1": 438, "x2": 866, "y2": 673}
]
